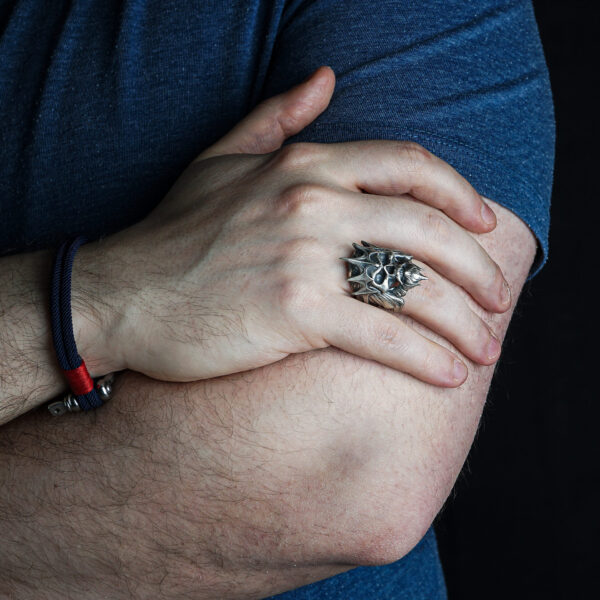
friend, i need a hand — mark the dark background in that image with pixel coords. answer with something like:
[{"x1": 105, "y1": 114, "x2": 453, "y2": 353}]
[{"x1": 435, "y1": 3, "x2": 598, "y2": 599}]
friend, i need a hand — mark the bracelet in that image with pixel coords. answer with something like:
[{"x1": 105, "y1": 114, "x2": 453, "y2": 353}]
[
  {"x1": 48, "y1": 236, "x2": 114, "y2": 416},
  {"x1": 48, "y1": 373, "x2": 115, "y2": 416}
]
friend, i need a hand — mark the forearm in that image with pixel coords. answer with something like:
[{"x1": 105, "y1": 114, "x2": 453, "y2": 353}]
[
  {"x1": 0, "y1": 367, "x2": 354, "y2": 599},
  {"x1": 0, "y1": 248, "x2": 114, "y2": 424},
  {"x1": 0, "y1": 346, "x2": 500, "y2": 600},
  {"x1": 0, "y1": 250, "x2": 66, "y2": 422},
  {"x1": 0, "y1": 201, "x2": 535, "y2": 598}
]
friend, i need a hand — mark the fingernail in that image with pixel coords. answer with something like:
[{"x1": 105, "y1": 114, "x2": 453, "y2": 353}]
[
  {"x1": 481, "y1": 202, "x2": 496, "y2": 226},
  {"x1": 453, "y1": 360, "x2": 468, "y2": 382},
  {"x1": 500, "y1": 280, "x2": 511, "y2": 306},
  {"x1": 487, "y1": 333, "x2": 501, "y2": 361}
]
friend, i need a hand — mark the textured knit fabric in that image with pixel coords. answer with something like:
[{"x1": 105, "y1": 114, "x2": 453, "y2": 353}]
[
  {"x1": 0, "y1": 0, "x2": 554, "y2": 275},
  {"x1": 0, "y1": 1, "x2": 554, "y2": 598}
]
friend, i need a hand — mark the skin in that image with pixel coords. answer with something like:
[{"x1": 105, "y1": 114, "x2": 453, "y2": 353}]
[
  {"x1": 0, "y1": 68, "x2": 506, "y2": 423},
  {"x1": 0, "y1": 198, "x2": 534, "y2": 599},
  {"x1": 0, "y1": 67, "x2": 536, "y2": 597}
]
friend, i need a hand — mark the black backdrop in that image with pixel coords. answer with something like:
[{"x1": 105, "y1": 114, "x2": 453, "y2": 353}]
[{"x1": 434, "y1": 3, "x2": 599, "y2": 599}]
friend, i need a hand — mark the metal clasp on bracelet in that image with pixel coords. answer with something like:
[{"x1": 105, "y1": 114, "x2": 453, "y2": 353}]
[{"x1": 47, "y1": 373, "x2": 115, "y2": 416}]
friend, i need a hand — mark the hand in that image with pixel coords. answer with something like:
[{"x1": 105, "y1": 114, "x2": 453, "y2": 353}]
[
  {"x1": 1, "y1": 192, "x2": 536, "y2": 598},
  {"x1": 76, "y1": 67, "x2": 510, "y2": 388}
]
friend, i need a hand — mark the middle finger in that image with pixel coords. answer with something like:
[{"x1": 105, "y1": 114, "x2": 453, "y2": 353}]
[{"x1": 328, "y1": 187, "x2": 511, "y2": 313}]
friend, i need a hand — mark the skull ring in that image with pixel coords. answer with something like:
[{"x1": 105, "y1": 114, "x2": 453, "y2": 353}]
[{"x1": 341, "y1": 241, "x2": 426, "y2": 311}]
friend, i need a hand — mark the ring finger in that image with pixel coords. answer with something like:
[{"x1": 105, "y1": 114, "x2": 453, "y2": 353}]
[{"x1": 383, "y1": 261, "x2": 502, "y2": 366}]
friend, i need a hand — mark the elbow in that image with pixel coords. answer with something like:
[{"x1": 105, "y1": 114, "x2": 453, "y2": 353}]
[{"x1": 346, "y1": 492, "x2": 442, "y2": 567}]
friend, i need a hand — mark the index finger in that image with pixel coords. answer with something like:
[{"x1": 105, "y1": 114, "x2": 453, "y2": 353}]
[{"x1": 319, "y1": 140, "x2": 497, "y2": 233}]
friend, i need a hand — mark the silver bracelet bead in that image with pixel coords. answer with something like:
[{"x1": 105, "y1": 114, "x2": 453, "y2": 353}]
[{"x1": 47, "y1": 372, "x2": 116, "y2": 417}]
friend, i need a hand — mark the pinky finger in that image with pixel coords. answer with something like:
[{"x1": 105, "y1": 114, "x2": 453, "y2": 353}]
[{"x1": 321, "y1": 296, "x2": 468, "y2": 387}]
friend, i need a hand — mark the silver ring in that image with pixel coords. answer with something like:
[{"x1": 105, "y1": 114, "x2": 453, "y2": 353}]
[{"x1": 341, "y1": 241, "x2": 426, "y2": 311}]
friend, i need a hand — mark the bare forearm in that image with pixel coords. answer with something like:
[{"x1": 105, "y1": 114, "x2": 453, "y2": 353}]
[
  {"x1": 0, "y1": 366, "x2": 355, "y2": 599},
  {"x1": 0, "y1": 344, "x2": 501, "y2": 599},
  {"x1": 0, "y1": 202, "x2": 536, "y2": 598},
  {"x1": 0, "y1": 250, "x2": 66, "y2": 422},
  {"x1": 0, "y1": 245, "x2": 122, "y2": 424}
]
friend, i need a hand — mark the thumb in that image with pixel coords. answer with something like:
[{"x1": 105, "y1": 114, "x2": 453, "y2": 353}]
[{"x1": 198, "y1": 66, "x2": 335, "y2": 160}]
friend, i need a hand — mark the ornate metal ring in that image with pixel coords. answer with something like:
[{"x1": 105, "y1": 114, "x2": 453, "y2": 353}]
[{"x1": 341, "y1": 241, "x2": 426, "y2": 311}]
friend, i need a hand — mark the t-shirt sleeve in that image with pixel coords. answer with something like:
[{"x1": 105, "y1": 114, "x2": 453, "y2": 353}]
[{"x1": 261, "y1": 0, "x2": 555, "y2": 279}]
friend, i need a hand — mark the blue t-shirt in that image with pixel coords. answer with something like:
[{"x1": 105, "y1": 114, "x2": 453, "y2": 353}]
[{"x1": 0, "y1": 1, "x2": 554, "y2": 597}]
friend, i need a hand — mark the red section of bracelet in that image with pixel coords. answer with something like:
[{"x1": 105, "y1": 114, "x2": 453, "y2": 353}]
[{"x1": 64, "y1": 360, "x2": 94, "y2": 396}]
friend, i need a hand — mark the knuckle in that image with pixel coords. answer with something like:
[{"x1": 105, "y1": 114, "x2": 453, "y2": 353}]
[
  {"x1": 464, "y1": 318, "x2": 491, "y2": 360},
  {"x1": 399, "y1": 141, "x2": 433, "y2": 168},
  {"x1": 273, "y1": 142, "x2": 318, "y2": 170},
  {"x1": 479, "y1": 316, "x2": 494, "y2": 342},
  {"x1": 276, "y1": 271, "x2": 318, "y2": 317},
  {"x1": 485, "y1": 263, "x2": 504, "y2": 296},
  {"x1": 418, "y1": 272, "x2": 442, "y2": 303},
  {"x1": 374, "y1": 321, "x2": 409, "y2": 356},
  {"x1": 278, "y1": 236, "x2": 323, "y2": 261},
  {"x1": 422, "y1": 208, "x2": 452, "y2": 246},
  {"x1": 468, "y1": 316, "x2": 489, "y2": 347},
  {"x1": 228, "y1": 198, "x2": 264, "y2": 228},
  {"x1": 422, "y1": 345, "x2": 444, "y2": 376},
  {"x1": 275, "y1": 182, "x2": 330, "y2": 217}
]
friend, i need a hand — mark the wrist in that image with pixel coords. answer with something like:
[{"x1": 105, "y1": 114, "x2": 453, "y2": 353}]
[{"x1": 70, "y1": 239, "x2": 126, "y2": 376}]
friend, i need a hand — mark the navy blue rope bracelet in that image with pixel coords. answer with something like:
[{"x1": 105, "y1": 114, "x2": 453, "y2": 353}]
[{"x1": 50, "y1": 236, "x2": 103, "y2": 412}]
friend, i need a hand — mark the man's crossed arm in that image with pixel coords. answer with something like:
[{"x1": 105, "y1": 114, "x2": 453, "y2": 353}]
[
  {"x1": 0, "y1": 197, "x2": 535, "y2": 599},
  {"x1": 0, "y1": 64, "x2": 537, "y2": 600}
]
